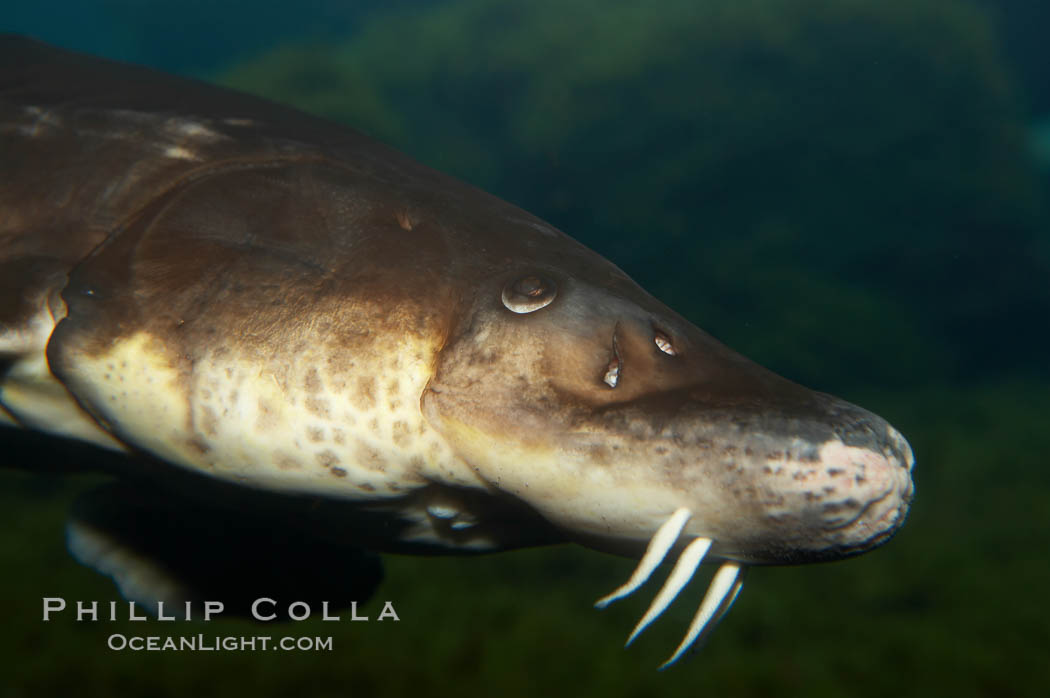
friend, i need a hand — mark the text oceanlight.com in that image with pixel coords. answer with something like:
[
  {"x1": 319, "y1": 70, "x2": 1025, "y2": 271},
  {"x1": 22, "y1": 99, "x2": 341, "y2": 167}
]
[{"x1": 107, "y1": 634, "x2": 334, "y2": 652}]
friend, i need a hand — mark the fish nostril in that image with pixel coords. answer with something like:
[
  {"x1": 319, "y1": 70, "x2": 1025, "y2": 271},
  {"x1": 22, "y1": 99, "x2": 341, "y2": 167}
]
[
  {"x1": 653, "y1": 330, "x2": 676, "y2": 356},
  {"x1": 602, "y1": 329, "x2": 622, "y2": 388},
  {"x1": 603, "y1": 355, "x2": 621, "y2": 388}
]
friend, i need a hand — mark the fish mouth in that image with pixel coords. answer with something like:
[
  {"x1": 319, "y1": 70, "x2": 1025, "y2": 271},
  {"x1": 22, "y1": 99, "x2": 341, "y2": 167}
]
[
  {"x1": 591, "y1": 420, "x2": 914, "y2": 669},
  {"x1": 591, "y1": 454, "x2": 913, "y2": 670}
]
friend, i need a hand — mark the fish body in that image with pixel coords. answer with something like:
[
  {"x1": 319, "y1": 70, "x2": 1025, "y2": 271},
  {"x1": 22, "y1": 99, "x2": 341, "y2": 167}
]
[{"x1": 0, "y1": 37, "x2": 913, "y2": 666}]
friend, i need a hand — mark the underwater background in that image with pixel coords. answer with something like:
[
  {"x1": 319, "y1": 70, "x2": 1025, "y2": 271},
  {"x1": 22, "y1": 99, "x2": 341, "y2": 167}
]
[{"x1": 2, "y1": 0, "x2": 1048, "y2": 696}]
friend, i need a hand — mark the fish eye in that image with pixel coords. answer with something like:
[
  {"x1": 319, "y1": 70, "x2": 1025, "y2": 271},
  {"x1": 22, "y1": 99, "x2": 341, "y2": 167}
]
[{"x1": 501, "y1": 275, "x2": 557, "y2": 314}]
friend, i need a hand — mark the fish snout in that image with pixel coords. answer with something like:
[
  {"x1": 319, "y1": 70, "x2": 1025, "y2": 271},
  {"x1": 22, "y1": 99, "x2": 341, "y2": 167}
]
[{"x1": 742, "y1": 411, "x2": 915, "y2": 562}]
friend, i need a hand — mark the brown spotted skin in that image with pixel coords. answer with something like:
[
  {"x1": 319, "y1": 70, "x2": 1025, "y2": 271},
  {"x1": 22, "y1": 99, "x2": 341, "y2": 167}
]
[
  {"x1": 0, "y1": 37, "x2": 913, "y2": 563},
  {"x1": 0, "y1": 36, "x2": 640, "y2": 549}
]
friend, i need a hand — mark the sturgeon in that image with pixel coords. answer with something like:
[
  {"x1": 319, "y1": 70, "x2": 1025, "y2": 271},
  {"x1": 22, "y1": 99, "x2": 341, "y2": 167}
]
[{"x1": 0, "y1": 37, "x2": 914, "y2": 667}]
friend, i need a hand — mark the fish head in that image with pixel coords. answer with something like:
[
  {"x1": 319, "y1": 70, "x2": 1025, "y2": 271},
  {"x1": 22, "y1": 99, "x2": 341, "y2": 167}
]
[{"x1": 422, "y1": 261, "x2": 914, "y2": 565}]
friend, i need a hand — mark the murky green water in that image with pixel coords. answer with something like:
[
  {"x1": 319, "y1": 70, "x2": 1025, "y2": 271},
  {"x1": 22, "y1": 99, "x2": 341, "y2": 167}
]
[{"x1": 3, "y1": 1, "x2": 1048, "y2": 696}]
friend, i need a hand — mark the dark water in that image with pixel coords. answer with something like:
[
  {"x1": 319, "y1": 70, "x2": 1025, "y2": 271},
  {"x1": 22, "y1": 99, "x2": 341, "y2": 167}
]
[{"x1": 3, "y1": 1, "x2": 1048, "y2": 696}]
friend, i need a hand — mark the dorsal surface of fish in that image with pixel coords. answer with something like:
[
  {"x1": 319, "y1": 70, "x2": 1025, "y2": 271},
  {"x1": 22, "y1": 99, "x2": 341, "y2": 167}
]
[{"x1": 0, "y1": 36, "x2": 914, "y2": 667}]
